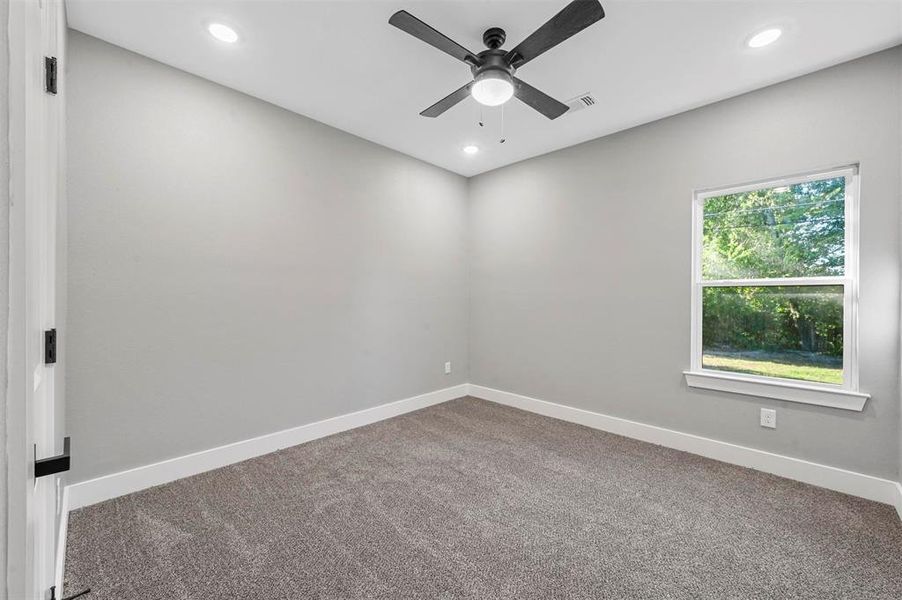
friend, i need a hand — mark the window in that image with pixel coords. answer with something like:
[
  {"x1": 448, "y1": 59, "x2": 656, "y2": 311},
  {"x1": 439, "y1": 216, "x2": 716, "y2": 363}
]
[{"x1": 684, "y1": 167, "x2": 869, "y2": 411}]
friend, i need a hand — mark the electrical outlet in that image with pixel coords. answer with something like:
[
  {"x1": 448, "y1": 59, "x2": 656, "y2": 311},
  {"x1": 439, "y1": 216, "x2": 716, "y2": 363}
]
[
  {"x1": 760, "y1": 408, "x2": 777, "y2": 429},
  {"x1": 444, "y1": 361, "x2": 452, "y2": 374}
]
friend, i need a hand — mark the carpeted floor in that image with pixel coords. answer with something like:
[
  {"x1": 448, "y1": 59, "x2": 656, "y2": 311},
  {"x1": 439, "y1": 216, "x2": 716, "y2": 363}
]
[{"x1": 64, "y1": 397, "x2": 902, "y2": 599}]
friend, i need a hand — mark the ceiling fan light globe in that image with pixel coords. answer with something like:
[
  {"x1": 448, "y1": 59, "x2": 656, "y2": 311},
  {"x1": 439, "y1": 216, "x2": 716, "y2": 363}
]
[{"x1": 471, "y1": 72, "x2": 514, "y2": 107}]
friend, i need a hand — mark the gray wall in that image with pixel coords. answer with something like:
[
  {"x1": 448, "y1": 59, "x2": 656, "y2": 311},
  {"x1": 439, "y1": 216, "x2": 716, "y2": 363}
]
[
  {"x1": 68, "y1": 28, "x2": 902, "y2": 485},
  {"x1": 1, "y1": 0, "x2": 9, "y2": 594},
  {"x1": 66, "y1": 31, "x2": 469, "y2": 483},
  {"x1": 469, "y1": 47, "x2": 902, "y2": 480}
]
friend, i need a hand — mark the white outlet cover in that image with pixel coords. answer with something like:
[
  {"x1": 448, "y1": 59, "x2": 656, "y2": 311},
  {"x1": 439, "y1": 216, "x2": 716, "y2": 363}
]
[
  {"x1": 760, "y1": 408, "x2": 777, "y2": 429},
  {"x1": 444, "y1": 361, "x2": 452, "y2": 374}
]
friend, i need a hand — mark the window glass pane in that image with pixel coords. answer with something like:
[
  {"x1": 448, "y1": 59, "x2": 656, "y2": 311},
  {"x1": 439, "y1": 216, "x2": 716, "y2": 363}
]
[
  {"x1": 702, "y1": 177, "x2": 845, "y2": 279},
  {"x1": 702, "y1": 285, "x2": 843, "y2": 384}
]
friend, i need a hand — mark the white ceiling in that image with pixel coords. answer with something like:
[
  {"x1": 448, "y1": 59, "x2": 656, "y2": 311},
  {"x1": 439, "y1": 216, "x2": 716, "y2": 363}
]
[{"x1": 66, "y1": 1, "x2": 902, "y2": 177}]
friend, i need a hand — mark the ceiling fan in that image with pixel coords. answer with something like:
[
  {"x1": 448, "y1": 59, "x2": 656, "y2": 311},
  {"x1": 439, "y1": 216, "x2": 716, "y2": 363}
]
[{"x1": 389, "y1": 0, "x2": 605, "y2": 120}]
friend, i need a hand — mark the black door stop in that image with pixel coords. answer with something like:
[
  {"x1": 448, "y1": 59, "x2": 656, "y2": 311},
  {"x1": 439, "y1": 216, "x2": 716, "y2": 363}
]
[{"x1": 50, "y1": 585, "x2": 91, "y2": 600}]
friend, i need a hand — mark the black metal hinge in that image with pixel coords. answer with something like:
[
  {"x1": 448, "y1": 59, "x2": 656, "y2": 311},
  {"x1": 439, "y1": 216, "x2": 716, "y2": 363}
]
[
  {"x1": 45, "y1": 56, "x2": 57, "y2": 95},
  {"x1": 45, "y1": 328, "x2": 57, "y2": 364},
  {"x1": 35, "y1": 436, "x2": 70, "y2": 478}
]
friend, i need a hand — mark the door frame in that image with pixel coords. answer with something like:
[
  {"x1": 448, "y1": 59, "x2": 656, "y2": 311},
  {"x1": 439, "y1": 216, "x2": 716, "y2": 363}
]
[{"x1": 6, "y1": 0, "x2": 67, "y2": 598}]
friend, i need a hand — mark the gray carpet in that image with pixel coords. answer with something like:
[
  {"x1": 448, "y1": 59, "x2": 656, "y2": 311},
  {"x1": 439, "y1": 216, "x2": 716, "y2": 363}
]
[{"x1": 64, "y1": 397, "x2": 902, "y2": 599}]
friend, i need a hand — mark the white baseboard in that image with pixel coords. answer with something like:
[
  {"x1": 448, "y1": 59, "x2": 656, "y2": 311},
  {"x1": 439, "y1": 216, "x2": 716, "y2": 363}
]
[
  {"x1": 64, "y1": 382, "x2": 902, "y2": 521},
  {"x1": 468, "y1": 384, "x2": 901, "y2": 507},
  {"x1": 66, "y1": 384, "x2": 469, "y2": 510}
]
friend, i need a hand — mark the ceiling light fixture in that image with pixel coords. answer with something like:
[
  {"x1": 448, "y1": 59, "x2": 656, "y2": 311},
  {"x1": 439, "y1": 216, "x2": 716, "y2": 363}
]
[
  {"x1": 208, "y1": 23, "x2": 239, "y2": 44},
  {"x1": 471, "y1": 70, "x2": 514, "y2": 107},
  {"x1": 747, "y1": 28, "x2": 782, "y2": 48},
  {"x1": 389, "y1": 2, "x2": 604, "y2": 120},
  {"x1": 462, "y1": 145, "x2": 480, "y2": 155}
]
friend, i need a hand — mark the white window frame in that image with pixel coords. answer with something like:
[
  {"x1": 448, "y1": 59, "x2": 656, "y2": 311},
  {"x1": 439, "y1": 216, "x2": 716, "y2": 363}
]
[{"x1": 683, "y1": 165, "x2": 869, "y2": 411}]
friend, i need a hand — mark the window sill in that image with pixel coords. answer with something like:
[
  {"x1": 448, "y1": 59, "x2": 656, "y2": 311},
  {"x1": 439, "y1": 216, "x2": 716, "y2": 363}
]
[{"x1": 683, "y1": 370, "x2": 869, "y2": 411}]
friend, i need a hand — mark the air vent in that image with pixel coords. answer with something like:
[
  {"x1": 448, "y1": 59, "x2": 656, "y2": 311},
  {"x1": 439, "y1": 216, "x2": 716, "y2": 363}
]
[{"x1": 564, "y1": 92, "x2": 597, "y2": 115}]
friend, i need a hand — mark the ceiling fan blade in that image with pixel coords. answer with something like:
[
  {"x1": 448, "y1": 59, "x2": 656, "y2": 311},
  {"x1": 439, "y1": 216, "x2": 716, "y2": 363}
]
[
  {"x1": 420, "y1": 82, "x2": 474, "y2": 117},
  {"x1": 389, "y1": 10, "x2": 479, "y2": 65},
  {"x1": 506, "y1": 0, "x2": 605, "y2": 69},
  {"x1": 513, "y1": 78, "x2": 569, "y2": 120}
]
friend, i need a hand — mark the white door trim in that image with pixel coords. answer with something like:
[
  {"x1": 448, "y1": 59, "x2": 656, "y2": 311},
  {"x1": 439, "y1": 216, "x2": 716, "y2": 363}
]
[
  {"x1": 6, "y1": 0, "x2": 32, "y2": 595},
  {"x1": 6, "y1": 1, "x2": 67, "y2": 597}
]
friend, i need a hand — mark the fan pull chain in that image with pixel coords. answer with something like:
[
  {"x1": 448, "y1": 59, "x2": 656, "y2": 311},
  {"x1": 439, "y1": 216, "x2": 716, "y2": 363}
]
[{"x1": 499, "y1": 104, "x2": 506, "y2": 144}]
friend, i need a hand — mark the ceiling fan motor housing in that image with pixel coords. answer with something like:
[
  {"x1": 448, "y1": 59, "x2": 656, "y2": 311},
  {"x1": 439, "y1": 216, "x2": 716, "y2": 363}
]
[{"x1": 470, "y1": 48, "x2": 516, "y2": 81}]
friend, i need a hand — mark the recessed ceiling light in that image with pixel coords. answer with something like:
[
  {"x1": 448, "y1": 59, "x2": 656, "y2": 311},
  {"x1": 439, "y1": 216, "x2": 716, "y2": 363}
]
[
  {"x1": 208, "y1": 23, "x2": 239, "y2": 44},
  {"x1": 747, "y1": 28, "x2": 782, "y2": 48},
  {"x1": 462, "y1": 145, "x2": 479, "y2": 155}
]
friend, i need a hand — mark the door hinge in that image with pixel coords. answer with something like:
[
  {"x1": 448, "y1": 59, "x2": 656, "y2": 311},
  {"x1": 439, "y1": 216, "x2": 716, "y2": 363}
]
[
  {"x1": 44, "y1": 328, "x2": 57, "y2": 364},
  {"x1": 35, "y1": 436, "x2": 70, "y2": 478},
  {"x1": 45, "y1": 56, "x2": 57, "y2": 95}
]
